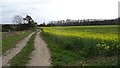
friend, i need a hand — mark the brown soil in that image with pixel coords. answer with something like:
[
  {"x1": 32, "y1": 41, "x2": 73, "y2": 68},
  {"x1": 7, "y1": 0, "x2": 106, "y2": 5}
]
[{"x1": 26, "y1": 32, "x2": 51, "y2": 66}]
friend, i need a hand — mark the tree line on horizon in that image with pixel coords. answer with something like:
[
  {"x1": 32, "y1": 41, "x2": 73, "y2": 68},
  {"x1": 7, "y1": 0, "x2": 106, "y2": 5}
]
[
  {"x1": 2, "y1": 15, "x2": 37, "y2": 32},
  {"x1": 39, "y1": 18, "x2": 120, "y2": 26}
]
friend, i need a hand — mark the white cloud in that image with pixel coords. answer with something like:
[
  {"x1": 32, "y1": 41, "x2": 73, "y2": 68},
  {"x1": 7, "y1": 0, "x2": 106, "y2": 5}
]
[
  {"x1": 1, "y1": 0, "x2": 119, "y2": 24},
  {"x1": 118, "y1": 1, "x2": 120, "y2": 17}
]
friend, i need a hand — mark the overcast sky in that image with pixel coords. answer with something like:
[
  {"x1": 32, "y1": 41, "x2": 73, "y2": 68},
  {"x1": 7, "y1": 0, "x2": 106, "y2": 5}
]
[{"x1": 1, "y1": 0, "x2": 120, "y2": 24}]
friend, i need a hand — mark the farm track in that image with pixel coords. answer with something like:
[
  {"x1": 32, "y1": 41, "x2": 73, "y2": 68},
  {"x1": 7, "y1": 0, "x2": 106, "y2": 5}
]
[
  {"x1": 26, "y1": 31, "x2": 51, "y2": 66},
  {"x1": 1, "y1": 32, "x2": 34, "y2": 66}
]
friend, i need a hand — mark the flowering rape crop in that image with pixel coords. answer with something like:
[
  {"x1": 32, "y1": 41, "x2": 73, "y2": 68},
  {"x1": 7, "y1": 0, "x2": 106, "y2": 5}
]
[{"x1": 40, "y1": 25, "x2": 119, "y2": 66}]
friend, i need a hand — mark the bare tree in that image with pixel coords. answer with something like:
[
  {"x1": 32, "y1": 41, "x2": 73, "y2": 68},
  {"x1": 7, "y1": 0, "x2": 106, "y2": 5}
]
[{"x1": 13, "y1": 15, "x2": 23, "y2": 24}]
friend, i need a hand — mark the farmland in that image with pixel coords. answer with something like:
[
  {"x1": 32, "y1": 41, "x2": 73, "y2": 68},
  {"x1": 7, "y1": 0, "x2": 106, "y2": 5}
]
[
  {"x1": 2, "y1": 31, "x2": 32, "y2": 54},
  {"x1": 1, "y1": 30, "x2": 51, "y2": 66},
  {"x1": 40, "y1": 25, "x2": 120, "y2": 66},
  {"x1": 10, "y1": 32, "x2": 36, "y2": 66}
]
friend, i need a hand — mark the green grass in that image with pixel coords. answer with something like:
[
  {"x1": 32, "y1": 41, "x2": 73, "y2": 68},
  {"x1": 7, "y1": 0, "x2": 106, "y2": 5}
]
[
  {"x1": 0, "y1": 41, "x2": 1, "y2": 55},
  {"x1": 41, "y1": 33, "x2": 84, "y2": 66},
  {"x1": 2, "y1": 31, "x2": 32, "y2": 54},
  {"x1": 40, "y1": 25, "x2": 119, "y2": 66},
  {"x1": 69, "y1": 56, "x2": 117, "y2": 66},
  {"x1": 10, "y1": 32, "x2": 36, "y2": 66}
]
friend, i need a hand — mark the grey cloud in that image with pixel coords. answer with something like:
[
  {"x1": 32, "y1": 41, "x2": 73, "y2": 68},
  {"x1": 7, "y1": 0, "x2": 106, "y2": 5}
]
[{"x1": 1, "y1": 0, "x2": 118, "y2": 24}]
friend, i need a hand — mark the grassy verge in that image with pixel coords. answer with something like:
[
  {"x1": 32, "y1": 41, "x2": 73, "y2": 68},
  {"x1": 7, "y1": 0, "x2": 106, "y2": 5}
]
[
  {"x1": 41, "y1": 32, "x2": 84, "y2": 66},
  {"x1": 2, "y1": 31, "x2": 32, "y2": 54},
  {"x1": 10, "y1": 32, "x2": 36, "y2": 66},
  {"x1": 0, "y1": 41, "x2": 1, "y2": 55},
  {"x1": 41, "y1": 30, "x2": 118, "y2": 66}
]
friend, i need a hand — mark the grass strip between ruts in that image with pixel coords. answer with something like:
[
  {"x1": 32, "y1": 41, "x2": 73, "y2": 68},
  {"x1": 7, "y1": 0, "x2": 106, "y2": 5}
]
[
  {"x1": 10, "y1": 32, "x2": 36, "y2": 66},
  {"x1": 2, "y1": 31, "x2": 32, "y2": 54}
]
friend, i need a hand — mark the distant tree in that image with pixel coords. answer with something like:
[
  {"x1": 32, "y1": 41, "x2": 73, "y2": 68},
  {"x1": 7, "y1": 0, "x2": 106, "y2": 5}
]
[
  {"x1": 12, "y1": 15, "x2": 24, "y2": 31},
  {"x1": 13, "y1": 15, "x2": 23, "y2": 24},
  {"x1": 24, "y1": 15, "x2": 35, "y2": 27},
  {"x1": 43, "y1": 22, "x2": 45, "y2": 25},
  {"x1": 47, "y1": 18, "x2": 118, "y2": 26},
  {"x1": 23, "y1": 15, "x2": 38, "y2": 30}
]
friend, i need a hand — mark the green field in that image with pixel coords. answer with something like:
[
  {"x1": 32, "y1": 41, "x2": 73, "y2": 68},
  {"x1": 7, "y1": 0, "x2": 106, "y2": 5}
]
[
  {"x1": 2, "y1": 31, "x2": 32, "y2": 54},
  {"x1": 0, "y1": 41, "x2": 1, "y2": 55},
  {"x1": 40, "y1": 25, "x2": 119, "y2": 66},
  {"x1": 10, "y1": 32, "x2": 36, "y2": 66}
]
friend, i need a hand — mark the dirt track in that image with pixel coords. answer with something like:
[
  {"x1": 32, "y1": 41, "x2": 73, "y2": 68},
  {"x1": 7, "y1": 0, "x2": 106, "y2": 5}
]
[
  {"x1": 26, "y1": 31, "x2": 51, "y2": 66},
  {"x1": 1, "y1": 32, "x2": 34, "y2": 66}
]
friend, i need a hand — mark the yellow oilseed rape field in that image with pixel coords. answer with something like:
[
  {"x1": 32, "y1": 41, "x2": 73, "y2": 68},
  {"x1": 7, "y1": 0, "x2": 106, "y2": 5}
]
[{"x1": 40, "y1": 25, "x2": 120, "y2": 66}]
